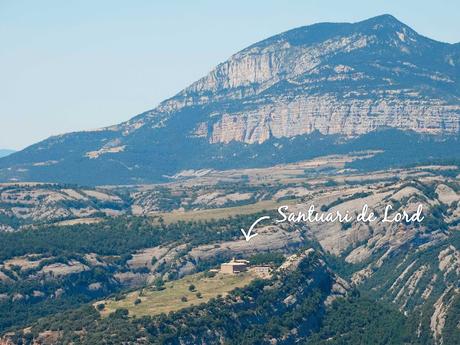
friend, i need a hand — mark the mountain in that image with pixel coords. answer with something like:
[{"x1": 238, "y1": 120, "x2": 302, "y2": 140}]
[
  {"x1": 0, "y1": 150, "x2": 15, "y2": 158},
  {"x1": 1, "y1": 14, "x2": 460, "y2": 185}
]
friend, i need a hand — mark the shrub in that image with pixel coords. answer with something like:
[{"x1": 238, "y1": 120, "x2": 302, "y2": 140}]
[
  {"x1": 113, "y1": 308, "x2": 129, "y2": 318},
  {"x1": 341, "y1": 222, "x2": 352, "y2": 230},
  {"x1": 154, "y1": 277, "x2": 164, "y2": 289},
  {"x1": 203, "y1": 270, "x2": 216, "y2": 278}
]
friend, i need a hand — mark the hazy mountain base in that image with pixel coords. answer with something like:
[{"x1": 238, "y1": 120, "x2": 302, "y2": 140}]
[
  {"x1": 1, "y1": 128, "x2": 459, "y2": 185},
  {"x1": 0, "y1": 151, "x2": 15, "y2": 159},
  {"x1": 1, "y1": 156, "x2": 458, "y2": 232}
]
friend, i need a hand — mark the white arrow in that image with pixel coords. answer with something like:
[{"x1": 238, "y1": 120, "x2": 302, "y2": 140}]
[{"x1": 241, "y1": 216, "x2": 271, "y2": 242}]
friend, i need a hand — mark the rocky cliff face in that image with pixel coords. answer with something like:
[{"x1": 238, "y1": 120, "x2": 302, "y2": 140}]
[
  {"x1": 128, "y1": 14, "x2": 460, "y2": 144},
  {"x1": 207, "y1": 96, "x2": 460, "y2": 144},
  {"x1": 1, "y1": 14, "x2": 460, "y2": 184}
]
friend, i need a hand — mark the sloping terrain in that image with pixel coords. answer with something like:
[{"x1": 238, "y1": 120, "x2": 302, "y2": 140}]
[
  {"x1": 1, "y1": 250, "x2": 352, "y2": 345},
  {"x1": 0, "y1": 163, "x2": 458, "y2": 344},
  {"x1": 2, "y1": 155, "x2": 458, "y2": 230},
  {"x1": 0, "y1": 183, "x2": 127, "y2": 231},
  {"x1": 0, "y1": 151, "x2": 14, "y2": 159}
]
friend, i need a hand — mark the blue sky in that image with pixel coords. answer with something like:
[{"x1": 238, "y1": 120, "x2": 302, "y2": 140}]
[{"x1": 1, "y1": 0, "x2": 459, "y2": 150}]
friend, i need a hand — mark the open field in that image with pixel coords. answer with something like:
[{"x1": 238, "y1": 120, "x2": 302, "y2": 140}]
[
  {"x1": 149, "y1": 199, "x2": 298, "y2": 224},
  {"x1": 97, "y1": 271, "x2": 257, "y2": 317},
  {"x1": 162, "y1": 152, "x2": 379, "y2": 187},
  {"x1": 53, "y1": 217, "x2": 104, "y2": 226}
]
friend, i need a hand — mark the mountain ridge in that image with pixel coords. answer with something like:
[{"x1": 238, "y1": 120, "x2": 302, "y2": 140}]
[{"x1": 0, "y1": 150, "x2": 15, "y2": 158}]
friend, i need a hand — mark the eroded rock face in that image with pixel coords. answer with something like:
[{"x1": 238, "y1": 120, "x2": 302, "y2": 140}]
[
  {"x1": 0, "y1": 183, "x2": 125, "y2": 229},
  {"x1": 139, "y1": 14, "x2": 460, "y2": 145},
  {"x1": 208, "y1": 96, "x2": 460, "y2": 144}
]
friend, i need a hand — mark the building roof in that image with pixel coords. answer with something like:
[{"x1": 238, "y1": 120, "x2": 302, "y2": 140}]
[
  {"x1": 221, "y1": 258, "x2": 249, "y2": 266},
  {"x1": 221, "y1": 262, "x2": 247, "y2": 266}
]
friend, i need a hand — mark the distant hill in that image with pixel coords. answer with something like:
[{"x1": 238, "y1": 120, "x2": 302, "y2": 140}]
[
  {"x1": 1, "y1": 14, "x2": 460, "y2": 185},
  {"x1": 0, "y1": 149, "x2": 15, "y2": 158}
]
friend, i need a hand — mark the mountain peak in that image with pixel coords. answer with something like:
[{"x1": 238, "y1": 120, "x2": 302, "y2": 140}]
[
  {"x1": 357, "y1": 14, "x2": 413, "y2": 33},
  {"x1": 238, "y1": 14, "x2": 423, "y2": 56},
  {"x1": 363, "y1": 13, "x2": 402, "y2": 24}
]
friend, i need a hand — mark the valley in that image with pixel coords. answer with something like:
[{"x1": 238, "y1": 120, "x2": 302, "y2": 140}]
[
  {"x1": 1, "y1": 12, "x2": 460, "y2": 345},
  {"x1": 0, "y1": 157, "x2": 459, "y2": 344}
]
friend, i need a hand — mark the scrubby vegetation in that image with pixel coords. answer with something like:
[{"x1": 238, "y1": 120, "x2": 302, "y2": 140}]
[
  {"x1": 0, "y1": 214, "x2": 268, "y2": 261},
  {"x1": 0, "y1": 213, "x2": 273, "y2": 334},
  {"x1": 307, "y1": 297, "x2": 411, "y2": 345}
]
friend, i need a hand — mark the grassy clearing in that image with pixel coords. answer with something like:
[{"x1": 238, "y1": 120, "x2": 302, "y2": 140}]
[
  {"x1": 53, "y1": 217, "x2": 103, "y2": 226},
  {"x1": 96, "y1": 271, "x2": 257, "y2": 317},
  {"x1": 149, "y1": 199, "x2": 298, "y2": 224}
]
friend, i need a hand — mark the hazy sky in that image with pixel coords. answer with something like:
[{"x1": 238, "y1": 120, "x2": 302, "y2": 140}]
[{"x1": 2, "y1": 0, "x2": 460, "y2": 150}]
